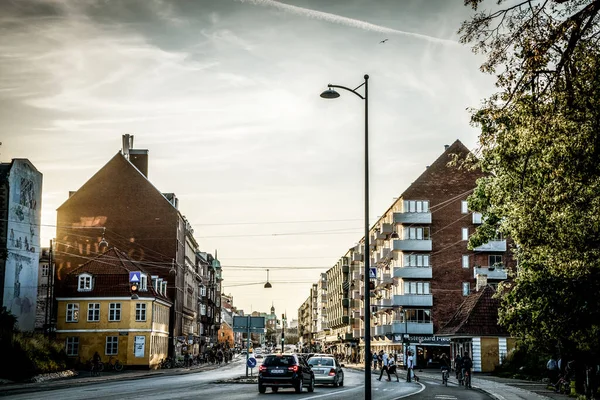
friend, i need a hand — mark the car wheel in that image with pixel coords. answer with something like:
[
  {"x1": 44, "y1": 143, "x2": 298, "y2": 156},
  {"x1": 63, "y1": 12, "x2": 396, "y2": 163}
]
[
  {"x1": 272, "y1": 387, "x2": 278, "y2": 393},
  {"x1": 295, "y1": 378, "x2": 303, "y2": 393},
  {"x1": 258, "y1": 384, "x2": 266, "y2": 394},
  {"x1": 308, "y1": 376, "x2": 315, "y2": 393},
  {"x1": 339, "y1": 375, "x2": 344, "y2": 387},
  {"x1": 333, "y1": 376, "x2": 339, "y2": 387}
]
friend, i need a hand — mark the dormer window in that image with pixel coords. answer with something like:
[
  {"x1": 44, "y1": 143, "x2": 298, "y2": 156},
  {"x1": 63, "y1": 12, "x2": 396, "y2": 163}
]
[
  {"x1": 161, "y1": 282, "x2": 167, "y2": 296},
  {"x1": 140, "y1": 274, "x2": 148, "y2": 291},
  {"x1": 78, "y1": 273, "x2": 93, "y2": 292}
]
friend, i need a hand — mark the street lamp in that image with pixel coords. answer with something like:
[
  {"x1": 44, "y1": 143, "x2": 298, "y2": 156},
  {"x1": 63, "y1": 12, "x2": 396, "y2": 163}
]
[
  {"x1": 320, "y1": 74, "x2": 372, "y2": 400},
  {"x1": 264, "y1": 269, "x2": 272, "y2": 288}
]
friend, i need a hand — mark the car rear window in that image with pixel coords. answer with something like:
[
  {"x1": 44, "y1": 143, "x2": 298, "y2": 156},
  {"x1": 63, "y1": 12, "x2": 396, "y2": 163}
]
[
  {"x1": 308, "y1": 357, "x2": 334, "y2": 366},
  {"x1": 264, "y1": 355, "x2": 296, "y2": 366}
]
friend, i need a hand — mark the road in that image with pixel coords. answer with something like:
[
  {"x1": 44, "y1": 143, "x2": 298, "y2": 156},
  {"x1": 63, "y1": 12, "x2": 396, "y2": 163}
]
[{"x1": 1, "y1": 358, "x2": 493, "y2": 400}]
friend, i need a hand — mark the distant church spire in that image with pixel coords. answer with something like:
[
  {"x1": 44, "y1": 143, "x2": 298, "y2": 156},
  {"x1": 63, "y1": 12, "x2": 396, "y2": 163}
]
[{"x1": 271, "y1": 302, "x2": 275, "y2": 315}]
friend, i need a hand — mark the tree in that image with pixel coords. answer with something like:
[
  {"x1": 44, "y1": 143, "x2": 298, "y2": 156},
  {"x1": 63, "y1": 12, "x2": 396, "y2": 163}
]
[{"x1": 460, "y1": 0, "x2": 600, "y2": 360}]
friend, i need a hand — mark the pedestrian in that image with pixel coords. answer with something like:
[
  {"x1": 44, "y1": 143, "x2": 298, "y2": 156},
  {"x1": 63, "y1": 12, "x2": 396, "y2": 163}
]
[
  {"x1": 378, "y1": 350, "x2": 384, "y2": 369},
  {"x1": 547, "y1": 356, "x2": 559, "y2": 385},
  {"x1": 372, "y1": 351, "x2": 378, "y2": 370},
  {"x1": 377, "y1": 351, "x2": 391, "y2": 381},
  {"x1": 388, "y1": 357, "x2": 400, "y2": 382},
  {"x1": 406, "y1": 350, "x2": 414, "y2": 382}
]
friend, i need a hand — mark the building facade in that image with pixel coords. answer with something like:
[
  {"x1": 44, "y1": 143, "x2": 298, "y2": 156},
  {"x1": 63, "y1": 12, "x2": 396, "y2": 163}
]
[
  {"x1": 297, "y1": 140, "x2": 514, "y2": 367},
  {"x1": 0, "y1": 159, "x2": 42, "y2": 331},
  {"x1": 55, "y1": 248, "x2": 172, "y2": 369}
]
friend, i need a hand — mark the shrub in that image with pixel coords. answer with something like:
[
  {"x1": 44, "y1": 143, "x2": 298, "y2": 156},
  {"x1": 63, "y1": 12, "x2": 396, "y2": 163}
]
[{"x1": 0, "y1": 333, "x2": 68, "y2": 381}]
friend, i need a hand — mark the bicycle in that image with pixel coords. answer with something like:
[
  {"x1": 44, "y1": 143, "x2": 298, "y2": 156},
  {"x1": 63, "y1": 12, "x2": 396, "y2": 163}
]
[
  {"x1": 463, "y1": 368, "x2": 472, "y2": 389},
  {"x1": 441, "y1": 367, "x2": 449, "y2": 386},
  {"x1": 89, "y1": 360, "x2": 103, "y2": 377},
  {"x1": 105, "y1": 356, "x2": 124, "y2": 372}
]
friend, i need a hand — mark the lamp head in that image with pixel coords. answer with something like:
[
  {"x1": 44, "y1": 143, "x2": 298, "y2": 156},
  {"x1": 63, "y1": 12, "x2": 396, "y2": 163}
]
[
  {"x1": 264, "y1": 282, "x2": 272, "y2": 289},
  {"x1": 320, "y1": 88, "x2": 340, "y2": 99}
]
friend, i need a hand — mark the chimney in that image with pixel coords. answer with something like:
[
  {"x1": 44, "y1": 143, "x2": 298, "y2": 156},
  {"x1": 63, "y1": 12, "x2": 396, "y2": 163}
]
[
  {"x1": 476, "y1": 274, "x2": 488, "y2": 291},
  {"x1": 444, "y1": 144, "x2": 450, "y2": 150},
  {"x1": 122, "y1": 134, "x2": 134, "y2": 159}
]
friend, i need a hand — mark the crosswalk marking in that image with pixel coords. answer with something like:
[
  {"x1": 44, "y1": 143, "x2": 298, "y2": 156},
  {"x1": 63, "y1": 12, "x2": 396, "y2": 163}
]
[{"x1": 435, "y1": 395, "x2": 457, "y2": 399}]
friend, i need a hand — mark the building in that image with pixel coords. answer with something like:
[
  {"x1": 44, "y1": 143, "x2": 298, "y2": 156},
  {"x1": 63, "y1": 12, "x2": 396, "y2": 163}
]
[
  {"x1": 54, "y1": 135, "x2": 220, "y2": 354},
  {"x1": 55, "y1": 248, "x2": 172, "y2": 369},
  {"x1": 35, "y1": 247, "x2": 55, "y2": 333},
  {"x1": 0, "y1": 159, "x2": 42, "y2": 331},
  {"x1": 297, "y1": 140, "x2": 514, "y2": 367},
  {"x1": 438, "y1": 281, "x2": 516, "y2": 372}
]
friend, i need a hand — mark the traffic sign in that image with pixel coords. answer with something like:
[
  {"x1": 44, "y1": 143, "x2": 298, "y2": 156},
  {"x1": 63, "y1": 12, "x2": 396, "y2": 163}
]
[
  {"x1": 369, "y1": 267, "x2": 377, "y2": 279},
  {"x1": 129, "y1": 271, "x2": 141, "y2": 283},
  {"x1": 247, "y1": 357, "x2": 257, "y2": 368}
]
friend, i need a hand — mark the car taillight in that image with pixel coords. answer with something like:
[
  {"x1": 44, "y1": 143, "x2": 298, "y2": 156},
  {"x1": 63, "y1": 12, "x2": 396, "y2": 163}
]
[
  {"x1": 288, "y1": 365, "x2": 299, "y2": 373},
  {"x1": 329, "y1": 368, "x2": 336, "y2": 376},
  {"x1": 259, "y1": 365, "x2": 266, "y2": 372}
]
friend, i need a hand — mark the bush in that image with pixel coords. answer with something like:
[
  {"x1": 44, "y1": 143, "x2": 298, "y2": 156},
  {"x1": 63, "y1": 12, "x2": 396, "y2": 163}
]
[
  {"x1": 494, "y1": 344, "x2": 548, "y2": 380},
  {"x1": 0, "y1": 333, "x2": 68, "y2": 381}
]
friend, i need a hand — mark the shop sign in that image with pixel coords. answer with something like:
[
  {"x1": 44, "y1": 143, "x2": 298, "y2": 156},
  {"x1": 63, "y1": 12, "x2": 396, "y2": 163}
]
[{"x1": 393, "y1": 335, "x2": 450, "y2": 345}]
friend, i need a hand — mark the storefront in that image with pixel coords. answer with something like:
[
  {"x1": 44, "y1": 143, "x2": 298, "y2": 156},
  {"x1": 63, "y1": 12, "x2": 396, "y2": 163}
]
[{"x1": 393, "y1": 334, "x2": 451, "y2": 368}]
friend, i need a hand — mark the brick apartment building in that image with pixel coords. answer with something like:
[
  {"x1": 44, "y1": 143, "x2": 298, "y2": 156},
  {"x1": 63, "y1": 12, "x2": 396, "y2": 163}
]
[{"x1": 298, "y1": 140, "x2": 515, "y2": 369}]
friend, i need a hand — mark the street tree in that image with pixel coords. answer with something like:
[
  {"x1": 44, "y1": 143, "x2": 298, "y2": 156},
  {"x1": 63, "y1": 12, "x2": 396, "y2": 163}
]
[{"x1": 460, "y1": 0, "x2": 600, "y2": 359}]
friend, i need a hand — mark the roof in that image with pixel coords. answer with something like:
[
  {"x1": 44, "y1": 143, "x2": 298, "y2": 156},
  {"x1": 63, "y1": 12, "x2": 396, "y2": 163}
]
[
  {"x1": 437, "y1": 285, "x2": 509, "y2": 337},
  {"x1": 62, "y1": 247, "x2": 171, "y2": 303}
]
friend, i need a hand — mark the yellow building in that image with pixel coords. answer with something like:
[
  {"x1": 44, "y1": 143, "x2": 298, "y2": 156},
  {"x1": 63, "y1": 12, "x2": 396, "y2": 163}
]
[{"x1": 55, "y1": 248, "x2": 172, "y2": 369}]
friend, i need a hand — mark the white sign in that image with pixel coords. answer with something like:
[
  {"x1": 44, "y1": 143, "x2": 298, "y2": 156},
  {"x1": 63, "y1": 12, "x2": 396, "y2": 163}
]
[
  {"x1": 369, "y1": 267, "x2": 377, "y2": 279},
  {"x1": 134, "y1": 335, "x2": 145, "y2": 357}
]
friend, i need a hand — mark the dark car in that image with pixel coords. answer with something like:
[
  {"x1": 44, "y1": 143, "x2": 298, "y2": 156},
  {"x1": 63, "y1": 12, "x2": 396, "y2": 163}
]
[
  {"x1": 307, "y1": 356, "x2": 344, "y2": 386},
  {"x1": 258, "y1": 353, "x2": 315, "y2": 394}
]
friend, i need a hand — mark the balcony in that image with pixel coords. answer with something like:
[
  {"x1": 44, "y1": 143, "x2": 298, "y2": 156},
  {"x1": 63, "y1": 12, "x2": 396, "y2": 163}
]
[
  {"x1": 392, "y1": 321, "x2": 434, "y2": 335},
  {"x1": 472, "y1": 212, "x2": 483, "y2": 224},
  {"x1": 376, "y1": 248, "x2": 391, "y2": 263},
  {"x1": 393, "y1": 294, "x2": 433, "y2": 307},
  {"x1": 342, "y1": 265, "x2": 350, "y2": 274},
  {"x1": 342, "y1": 298, "x2": 350, "y2": 307},
  {"x1": 380, "y1": 223, "x2": 393, "y2": 235},
  {"x1": 393, "y1": 212, "x2": 432, "y2": 225},
  {"x1": 353, "y1": 329, "x2": 361, "y2": 338},
  {"x1": 473, "y1": 239, "x2": 507, "y2": 252},
  {"x1": 378, "y1": 273, "x2": 393, "y2": 286},
  {"x1": 375, "y1": 324, "x2": 392, "y2": 336},
  {"x1": 352, "y1": 270, "x2": 361, "y2": 281},
  {"x1": 393, "y1": 266, "x2": 432, "y2": 279},
  {"x1": 473, "y1": 266, "x2": 508, "y2": 280},
  {"x1": 376, "y1": 231, "x2": 387, "y2": 240},
  {"x1": 351, "y1": 253, "x2": 363, "y2": 263},
  {"x1": 393, "y1": 239, "x2": 432, "y2": 252}
]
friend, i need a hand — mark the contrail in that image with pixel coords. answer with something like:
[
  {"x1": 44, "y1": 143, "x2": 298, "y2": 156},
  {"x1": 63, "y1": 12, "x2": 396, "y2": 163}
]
[{"x1": 236, "y1": 0, "x2": 458, "y2": 46}]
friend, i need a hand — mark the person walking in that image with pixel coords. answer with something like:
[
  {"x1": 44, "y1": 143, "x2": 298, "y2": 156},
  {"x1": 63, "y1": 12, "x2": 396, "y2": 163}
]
[
  {"x1": 406, "y1": 350, "x2": 414, "y2": 382},
  {"x1": 377, "y1": 351, "x2": 391, "y2": 381},
  {"x1": 372, "y1": 351, "x2": 378, "y2": 370},
  {"x1": 388, "y1": 357, "x2": 400, "y2": 382},
  {"x1": 547, "y1": 356, "x2": 559, "y2": 385}
]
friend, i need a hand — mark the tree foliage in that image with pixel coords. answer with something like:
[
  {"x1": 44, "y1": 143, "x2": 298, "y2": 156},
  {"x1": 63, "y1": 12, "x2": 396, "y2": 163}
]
[{"x1": 461, "y1": 0, "x2": 600, "y2": 356}]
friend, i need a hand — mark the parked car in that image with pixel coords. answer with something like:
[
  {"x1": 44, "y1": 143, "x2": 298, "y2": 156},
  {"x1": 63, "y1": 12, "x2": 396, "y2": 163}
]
[
  {"x1": 307, "y1": 356, "x2": 344, "y2": 387},
  {"x1": 258, "y1": 353, "x2": 315, "y2": 394}
]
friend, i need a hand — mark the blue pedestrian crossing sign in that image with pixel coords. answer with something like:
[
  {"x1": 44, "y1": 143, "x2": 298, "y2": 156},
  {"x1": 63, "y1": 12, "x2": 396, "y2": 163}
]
[
  {"x1": 369, "y1": 267, "x2": 377, "y2": 279},
  {"x1": 129, "y1": 271, "x2": 141, "y2": 283},
  {"x1": 247, "y1": 357, "x2": 257, "y2": 368}
]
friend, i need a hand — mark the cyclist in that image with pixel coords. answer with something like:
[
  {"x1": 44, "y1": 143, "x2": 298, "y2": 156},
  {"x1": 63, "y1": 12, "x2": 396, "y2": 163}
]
[
  {"x1": 92, "y1": 351, "x2": 101, "y2": 375},
  {"x1": 440, "y1": 353, "x2": 451, "y2": 384},
  {"x1": 454, "y1": 353, "x2": 463, "y2": 380},
  {"x1": 462, "y1": 351, "x2": 473, "y2": 388}
]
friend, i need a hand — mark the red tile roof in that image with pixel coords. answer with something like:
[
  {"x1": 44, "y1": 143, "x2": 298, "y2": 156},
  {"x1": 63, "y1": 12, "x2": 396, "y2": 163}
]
[
  {"x1": 437, "y1": 285, "x2": 509, "y2": 337},
  {"x1": 62, "y1": 247, "x2": 171, "y2": 302}
]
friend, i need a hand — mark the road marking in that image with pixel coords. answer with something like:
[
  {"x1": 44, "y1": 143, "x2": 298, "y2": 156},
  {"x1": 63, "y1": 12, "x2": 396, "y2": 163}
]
[
  {"x1": 435, "y1": 396, "x2": 458, "y2": 399},
  {"x1": 303, "y1": 387, "x2": 361, "y2": 399}
]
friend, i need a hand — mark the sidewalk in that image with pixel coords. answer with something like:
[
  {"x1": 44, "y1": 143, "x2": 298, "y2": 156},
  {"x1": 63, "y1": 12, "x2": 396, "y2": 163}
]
[
  {"x1": 0, "y1": 359, "x2": 233, "y2": 396},
  {"x1": 344, "y1": 363, "x2": 567, "y2": 400}
]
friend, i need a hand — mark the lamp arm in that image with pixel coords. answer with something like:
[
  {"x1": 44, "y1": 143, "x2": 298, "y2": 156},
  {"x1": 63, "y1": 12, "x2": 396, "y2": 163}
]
[{"x1": 327, "y1": 84, "x2": 365, "y2": 100}]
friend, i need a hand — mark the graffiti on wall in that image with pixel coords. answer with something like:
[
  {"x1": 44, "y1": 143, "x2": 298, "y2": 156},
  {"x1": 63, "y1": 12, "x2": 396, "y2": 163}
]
[{"x1": 4, "y1": 160, "x2": 41, "y2": 331}]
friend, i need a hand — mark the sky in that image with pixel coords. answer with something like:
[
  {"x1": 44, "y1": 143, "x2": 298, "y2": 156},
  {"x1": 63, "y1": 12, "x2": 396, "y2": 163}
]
[{"x1": 0, "y1": 0, "x2": 497, "y2": 318}]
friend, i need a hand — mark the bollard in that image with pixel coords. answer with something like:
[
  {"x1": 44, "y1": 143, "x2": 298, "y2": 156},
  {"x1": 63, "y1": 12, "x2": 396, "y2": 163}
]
[{"x1": 569, "y1": 380, "x2": 576, "y2": 396}]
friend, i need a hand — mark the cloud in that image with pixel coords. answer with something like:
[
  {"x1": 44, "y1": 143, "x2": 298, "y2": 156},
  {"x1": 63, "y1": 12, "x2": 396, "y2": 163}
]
[{"x1": 236, "y1": 0, "x2": 458, "y2": 46}]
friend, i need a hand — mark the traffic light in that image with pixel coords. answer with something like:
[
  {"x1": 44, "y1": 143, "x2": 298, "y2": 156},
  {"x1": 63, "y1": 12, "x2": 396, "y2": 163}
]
[
  {"x1": 131, "y1": 281, "x2": 139, "y2": 299},
  {"x1": 369, "y1": 280, "x2": 375, "y2": 290}
]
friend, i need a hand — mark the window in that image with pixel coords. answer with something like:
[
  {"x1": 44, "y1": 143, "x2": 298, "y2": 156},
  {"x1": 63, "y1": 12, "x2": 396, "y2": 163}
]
[
  {"x1": 404, "y1": 309, "x2": 432, "y2": 323},
  {"x1": 87, "y1": 303, "x2": 100, "y2": 322},
  {"x1": 461, "y1": 200, "x2": 468, "y2": 214},
  {"x1": 136, "y1": 303, "x2": 146, "y2": 321},
  {"x1": 140, "y1": 274, "x2": 148, "y2": 291},
  {"x1": 109, "y1": 303, "x2": 121, "y2": 321},
  {"x1": 462, "y1": 255, "x2": 469, "y2": 269},
  {"x1": 41, "y1": 264, "x2": 49, "y2": 277},
  {"x1": 161, "y1": 282, "x2": 167, "y2": 295},
  {"x1": 489, "y1": 255, "x2": 503, "y2": 268},
  {"x1": 462, "y1": 228, "x2": 469, "y2": 241},
  {"x1": 200, "y1": 285, "x2": 206, "y2": 296},
  {"x1": 66, "y1": 303, "x2": 79, "y2": 322},
  {"x1": 462, "y1": 282, "x2": 470, "y2": 296},
  {"x1": 403, "y1": 200, "x2": 429, "y2": 213},
  {"x1": 200, "y1": 304, "x2": 206, "y2": 316},
  {"x1": 106, "y1": 336, "x2": 118, "y2": 355},
  {"x1": 404, "y1": 254, "x2": 430, "y2": 267},
  {"x1": 403, "y1": 227, "x2": 430, "y2": 240},
  {"x1": 404, "y1": 281, "x2": 430, "y2": 295},
  {"x1": 78, "y1": 274, "x2": 93, "y2": 291},
  {"x1": 65, "y1": 337, "x2": 79, "y2": 356}
]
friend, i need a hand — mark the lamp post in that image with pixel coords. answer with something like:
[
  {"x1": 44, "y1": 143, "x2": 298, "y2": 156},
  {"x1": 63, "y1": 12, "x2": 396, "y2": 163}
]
[{"x1": 320, "y1": 74, "x2": 371, "y2": 400}]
